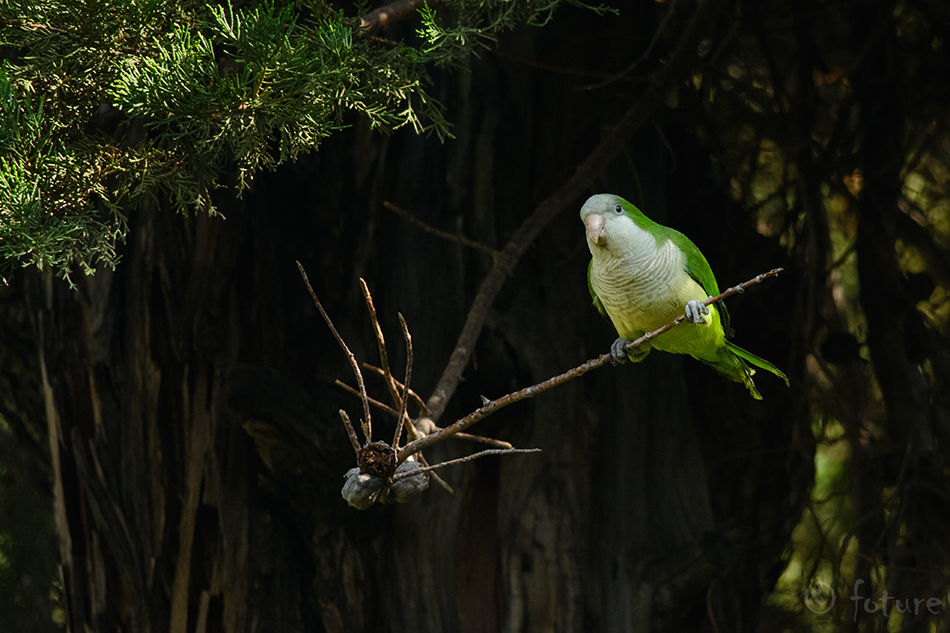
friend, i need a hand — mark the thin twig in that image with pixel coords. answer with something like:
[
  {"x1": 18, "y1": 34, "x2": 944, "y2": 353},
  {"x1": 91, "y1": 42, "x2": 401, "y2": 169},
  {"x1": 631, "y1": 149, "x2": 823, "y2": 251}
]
[
  {"x1": 360, "y1": 278, "x2": 402, "y2": 407},
  {"x1": 336, "y1": 381, "x2": 397, "y2": 415},
  {"x1": 391, "y1": 448, "x2": 542, "y2": 482},
  {"x1": 398, "y1": 267, "x2": 783, "y2": 463},
  {"x1": 297, "y1": 261, "x2": 373, "y2": 443},
  {"x1": 339, "y1": 410, "x2": 361, "y2": 456},
  {"x1": 384, "y1": 201, "x2": 499, "y2": 260},
  {"x1": 453, "y1": 433, "x2": 513, "y2": 449},
  {"x1": 393, "y1": 313, "x2": 413, "y2": 448}
]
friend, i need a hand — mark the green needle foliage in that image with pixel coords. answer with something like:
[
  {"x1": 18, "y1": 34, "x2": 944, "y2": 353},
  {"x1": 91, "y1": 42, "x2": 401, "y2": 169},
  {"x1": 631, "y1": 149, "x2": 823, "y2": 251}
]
[{"x1": 0, "y1": 0, "x2": 602, "y2": 284}]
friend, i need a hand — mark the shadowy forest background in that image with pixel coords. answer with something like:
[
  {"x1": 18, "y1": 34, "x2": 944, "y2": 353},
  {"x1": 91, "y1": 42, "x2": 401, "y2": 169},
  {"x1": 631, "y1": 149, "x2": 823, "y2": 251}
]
[{"x1": 2, "y1": 0, "x2": 950, "y2": 631}]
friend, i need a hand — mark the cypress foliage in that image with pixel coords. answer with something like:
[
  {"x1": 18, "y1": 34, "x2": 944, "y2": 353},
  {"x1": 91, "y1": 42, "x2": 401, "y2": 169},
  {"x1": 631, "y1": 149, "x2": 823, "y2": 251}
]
[{"x1": 0, "y1": 0, "x2": 605, "y2": 283}]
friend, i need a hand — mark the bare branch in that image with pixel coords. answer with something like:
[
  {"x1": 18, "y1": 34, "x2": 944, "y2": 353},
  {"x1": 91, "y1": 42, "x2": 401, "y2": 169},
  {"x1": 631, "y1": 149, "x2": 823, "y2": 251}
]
[
  {"x1": 297, "y1": 261, "x2": 373, "y2": 442},
  {"x1": 392, "y1": 313, "x2": 413, "y2": 449},
  {"x1": 399, "y1": 267, "x2": 784, "y2": 463},
  {"x1": 336, "y1": 380, "x2": 398, "y2": 416},
  {"x1": 417, "y1": 454, "x2": 453, "y2": 493},
  {"x1": 360, "y1": 278, "x2": 402, "y2": 407},
  {"x1": 384, "y1": 201, "x2": 499, "y2": 260},
  {"x1": 453, "y1": 433, "x2": 513, "y2": 449},
  {"x1": 391, "y1": 448, "x2": 542, "y2": 482},
  {"x1": 360, "y1": 0, "x2": 441, "y2": 37},
  {"x1": 339, "y1": 410, "x2": 361, "y2": 456}
]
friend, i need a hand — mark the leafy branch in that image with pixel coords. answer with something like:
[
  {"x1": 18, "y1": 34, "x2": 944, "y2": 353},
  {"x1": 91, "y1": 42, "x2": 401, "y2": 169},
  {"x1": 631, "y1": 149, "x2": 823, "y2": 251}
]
[{"x1": 7, "y1": 0, "x2": 609, "y2": 284}]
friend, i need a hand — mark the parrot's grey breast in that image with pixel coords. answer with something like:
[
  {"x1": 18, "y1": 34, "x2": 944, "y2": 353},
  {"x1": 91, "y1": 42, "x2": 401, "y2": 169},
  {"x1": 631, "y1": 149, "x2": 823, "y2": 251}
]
[{"x1": 589, "y1": 230, "x2": 689, "y2": 336}]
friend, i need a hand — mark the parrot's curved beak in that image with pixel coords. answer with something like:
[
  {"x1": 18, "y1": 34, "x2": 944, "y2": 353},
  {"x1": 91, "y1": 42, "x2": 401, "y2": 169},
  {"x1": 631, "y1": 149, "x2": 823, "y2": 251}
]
[{"x1": 585, "y1": 214, "x2": 607, "y2": 246}]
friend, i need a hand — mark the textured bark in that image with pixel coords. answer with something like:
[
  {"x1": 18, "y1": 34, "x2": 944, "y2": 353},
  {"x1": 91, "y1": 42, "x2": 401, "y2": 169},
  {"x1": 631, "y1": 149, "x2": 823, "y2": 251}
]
[{"x1": 21, "y1": 3, "x2": 805, "y2": 632}]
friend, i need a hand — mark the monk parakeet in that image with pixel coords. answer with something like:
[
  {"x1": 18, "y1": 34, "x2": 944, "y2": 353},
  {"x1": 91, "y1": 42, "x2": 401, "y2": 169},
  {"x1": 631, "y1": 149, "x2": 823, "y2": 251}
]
[{"x1": 581, "y1": 193, "x2": 787, "y2": 399}]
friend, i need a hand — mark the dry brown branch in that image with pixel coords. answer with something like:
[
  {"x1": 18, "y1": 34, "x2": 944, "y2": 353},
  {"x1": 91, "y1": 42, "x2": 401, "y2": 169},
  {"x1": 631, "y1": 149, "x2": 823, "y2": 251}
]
[
  {"x1": 300, "y1": 271, "x2": 533, "y2": 503},
  {"x1": 360, "y1": 278, "x2": 402, "y2": 407},
  {"x1": 297, "y1": 262, "x2": 373, "y2": 442},
  {"x1": 417, "y1": 0, "x2": 729, "y2": 429},
  {"x1": 392, "y1": 313, "x2": 412, "y2": 448},
  {"x1": 339, "y1": 410, "x2": 361, "y2": 456},
  {"x1": 360, "y1": 0, "x2": 441, "y2": 36},
  {"x1": 336, "y1": 381, "x2": 397, "y2": 415},
  {"x1": 397, "y1": 268, "x2": 784, "y2": 463},
  {"x1": 391, "y1": 448, "x2": 542, "y2": 482},
  {"x1": 453, "y1": 433, "x2": 512, "y2": 449},
  {"x1": 384, "y1": 201, "x2": 500, "y2": 260}
]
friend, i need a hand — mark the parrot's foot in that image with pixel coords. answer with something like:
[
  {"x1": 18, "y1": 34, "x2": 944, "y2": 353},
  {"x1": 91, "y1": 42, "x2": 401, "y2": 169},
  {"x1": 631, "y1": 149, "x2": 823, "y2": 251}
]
[
  {"x1": 609, "y1": 337, "x2": 647, "y2": 365},
  {"x1": 610, "y1": 338, "x2": 630, "y2": 365},
  {"x1": 685, "y1": 299, "x2": 710, "y2": 324}
]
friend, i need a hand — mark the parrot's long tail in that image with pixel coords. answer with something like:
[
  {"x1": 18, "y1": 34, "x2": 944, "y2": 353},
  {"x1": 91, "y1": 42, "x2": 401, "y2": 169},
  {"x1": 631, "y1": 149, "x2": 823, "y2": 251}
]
[
  {"x1": 717, "y1": 341, "x2": 788, "y2": 400},
  {"x1": 725, "y1": 342, "x2": 789, "y2": 384},
  {"x1": 699, "y1": 342, "x2": 787, "y2": 400}
]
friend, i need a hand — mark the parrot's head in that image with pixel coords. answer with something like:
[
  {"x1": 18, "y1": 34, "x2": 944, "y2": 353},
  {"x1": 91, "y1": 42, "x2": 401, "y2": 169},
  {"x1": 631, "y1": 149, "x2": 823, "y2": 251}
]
[{"x1": 580, "y1": 193, "x2": 637, "y2": 249}]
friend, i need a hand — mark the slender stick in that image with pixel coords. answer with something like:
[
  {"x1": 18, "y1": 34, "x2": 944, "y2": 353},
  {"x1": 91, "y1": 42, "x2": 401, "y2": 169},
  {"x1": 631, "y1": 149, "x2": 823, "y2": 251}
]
[
  {"x1": 336, "y1": 381, "x2": 397, "y2": 415},
  {"x1": 298, "y1": 262, "x2": 373, "y2": 443},
  {"x1": 339, "y1": 410, "x2": 361, "y2": 456},
  {"x1": 398, "y1": 267, "x2": 783, "y2": 463},
  {"x1": 384, "y1": 201, "x2": 499, "y2": 260},
  {"x1": 392, "y1": 313, "x2": 413, "y2": 449},
  {"x1": 391, "y1": 448, "x2": 542, "y2": 482},
  {"x1": 360, "y1": 278, "x2": 402, "y2": 407}
]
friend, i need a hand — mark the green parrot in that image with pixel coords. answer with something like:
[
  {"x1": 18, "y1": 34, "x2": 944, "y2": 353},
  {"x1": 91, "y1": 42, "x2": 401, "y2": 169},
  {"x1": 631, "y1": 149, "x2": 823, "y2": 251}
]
[{"x1": 581, "y1": 193, "x2": 788, "y2": 399}]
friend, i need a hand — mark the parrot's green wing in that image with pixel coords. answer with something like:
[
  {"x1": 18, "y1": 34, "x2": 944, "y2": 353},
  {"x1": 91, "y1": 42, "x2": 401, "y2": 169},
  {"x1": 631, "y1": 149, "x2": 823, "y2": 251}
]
[{"x1": 662, "y1": 226, "x2": 732, "y2": 332}]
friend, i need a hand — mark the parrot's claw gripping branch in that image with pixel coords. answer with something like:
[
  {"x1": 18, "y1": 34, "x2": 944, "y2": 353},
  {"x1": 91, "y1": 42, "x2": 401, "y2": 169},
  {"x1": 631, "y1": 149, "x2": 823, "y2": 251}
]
[
  {"x1": 684, "y1": 299, "x2": 710, "y2": 325},
  {"x1": 297, "y1": 262, "x2": 538, "y2": 509}
]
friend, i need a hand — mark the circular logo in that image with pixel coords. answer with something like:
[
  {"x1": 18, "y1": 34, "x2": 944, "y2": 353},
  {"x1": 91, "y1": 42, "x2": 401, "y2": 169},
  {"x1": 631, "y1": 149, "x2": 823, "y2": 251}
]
[{"x1": 803, "y1": 580, "x2": 836, "y2": 614}]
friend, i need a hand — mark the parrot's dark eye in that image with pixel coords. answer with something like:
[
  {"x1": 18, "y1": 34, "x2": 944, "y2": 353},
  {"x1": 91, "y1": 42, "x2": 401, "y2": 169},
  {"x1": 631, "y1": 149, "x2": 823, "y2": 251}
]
[{"x1": 614, "y1": 204, "x2": 623, "y2": 214}]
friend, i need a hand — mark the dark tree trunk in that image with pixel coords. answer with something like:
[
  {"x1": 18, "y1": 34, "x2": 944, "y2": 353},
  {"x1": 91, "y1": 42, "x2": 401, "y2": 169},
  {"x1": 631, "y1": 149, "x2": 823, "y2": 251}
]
[{"x1": 22, "y1": 4, "x2": 807, "y2": 632}]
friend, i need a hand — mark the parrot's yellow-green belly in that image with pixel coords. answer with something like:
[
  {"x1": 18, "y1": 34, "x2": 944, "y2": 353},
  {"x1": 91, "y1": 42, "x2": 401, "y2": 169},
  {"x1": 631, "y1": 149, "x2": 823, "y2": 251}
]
[{"x1": 590, "y1": 249, "x2": 725, "y2": 363}]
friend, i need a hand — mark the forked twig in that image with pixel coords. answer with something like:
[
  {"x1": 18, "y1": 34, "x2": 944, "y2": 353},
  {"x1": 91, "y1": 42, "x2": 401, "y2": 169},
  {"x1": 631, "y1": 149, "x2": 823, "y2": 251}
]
[{"x1": 397, "y1": 268, "x2": 784, "y2": 463}]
